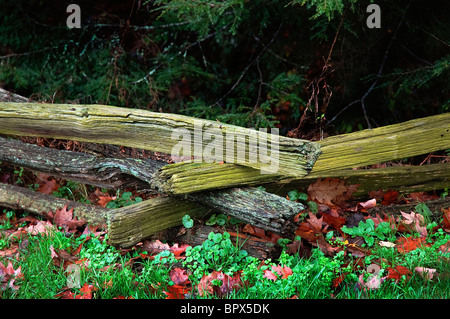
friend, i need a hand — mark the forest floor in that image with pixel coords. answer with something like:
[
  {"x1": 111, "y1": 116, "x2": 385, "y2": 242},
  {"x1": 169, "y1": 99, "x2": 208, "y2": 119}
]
[{"x1": 0, "y1": 148, "x2": 449, "y2": 300}]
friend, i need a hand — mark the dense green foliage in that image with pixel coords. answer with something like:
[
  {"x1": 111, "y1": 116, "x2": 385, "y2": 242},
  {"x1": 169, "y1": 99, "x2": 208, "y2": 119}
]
[{"x1": 0, "y1": 0, "x2": 448, "y2": 134}]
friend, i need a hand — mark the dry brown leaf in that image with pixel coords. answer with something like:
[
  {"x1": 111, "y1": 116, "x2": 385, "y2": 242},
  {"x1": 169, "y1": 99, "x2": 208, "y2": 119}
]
[{"x1": 307, "y1": 178, "x2": 358, "y2": 206}]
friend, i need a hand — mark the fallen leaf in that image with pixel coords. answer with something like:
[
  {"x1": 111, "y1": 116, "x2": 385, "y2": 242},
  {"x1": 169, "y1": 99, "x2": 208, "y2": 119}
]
[
  {"x1": 415, "y1": 267, "x2": 436, "y2": 280},
  {"x1": 36, "y1": 175, "x2": 59, "y2": 195},
  {"x1": 170, "y1": 243, "x2": 190, "y2": 258},
  {"x1": 0, "y1": 261, "x2": 23, "y2": 291},
  {"x1": 169, "y1": 268, "x2": 190, "y2": 286},
  {"x1": 243, "y1": 224, "x2": 266, "y2": 238},
  {"x1": 263, "y1": 265, "x2": 293, "y2": 281},
  {"x1": 26, "y1": 220, "x2": 54, "y2": 236},
  {"x1": 357, "y1": 198, "x2": 377, "y2": 211},
  {"x1": 368, "y1": 189, "x2": 385, "y2": 201},
  {"x1": 438, "y1": 240, "x2": 450, "y2": 254},
  {"x1": 97, "y1": 194, "x2": 114, "y2": 207},
  {"x1": 407, "y1": 192, "x2": 439, "y2": 202},
  {"x1": 307, "y1": 178, "x2": 358, "y2": 206},
  {"x1": 321, "y1": 213, "x2": 346, "y2": 231},
  {"x1": 49, "y1": 245, "x2": 79, "y2": 269},
  {"x1": 164, "y1": 284, "x2": 190, "y2": 299},
  {"x1": 396, "y1": 237, "x2": 430, "y2": 253},
  {"x1": 357, "y1": 273, "x2": 386, "y2": 291},
  {"x1": 142, "y1": 240, "x2": 171, "y2": 255},
  {"x1": 442, "y1": 207, "x2": 450, "y2": 231},
  {"x1": 77, "y1": 283, "x2": 98, "y2": 299},
  {"x1": 381, "y1": 190, "x2": 399, "y2": 205},
  {"x1": 387, "y1": 265, "x2": 412, "y2": 282},
  {"x1": 197, "y1": 271, "x2": 245, "y2": 297},
  {"x1": 379, "y1": 241, "x2": 396, "y2": 248},
  {"x1": 400, "y1": 211, "x2": 427, "y2": 237},
  {"x1": 53, "y1": 205, "x2": 86, "y2": 231}
]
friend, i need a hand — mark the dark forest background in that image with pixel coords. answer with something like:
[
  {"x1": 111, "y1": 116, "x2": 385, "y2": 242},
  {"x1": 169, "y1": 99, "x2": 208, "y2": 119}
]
[{"x1": 0, "y1": 0, "x2": 448, "y2": 138}]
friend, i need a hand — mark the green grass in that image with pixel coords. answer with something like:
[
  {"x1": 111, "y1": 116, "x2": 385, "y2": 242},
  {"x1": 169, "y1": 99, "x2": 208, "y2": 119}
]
[{"x1": 2, "y1": 226, "x2": 448, "y2": 299}]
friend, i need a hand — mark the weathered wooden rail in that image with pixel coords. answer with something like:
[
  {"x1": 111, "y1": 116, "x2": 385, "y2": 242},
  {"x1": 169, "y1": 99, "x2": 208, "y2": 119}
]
[{"x1": 0, "y1": 100, "x2": 449, "y2": 249}]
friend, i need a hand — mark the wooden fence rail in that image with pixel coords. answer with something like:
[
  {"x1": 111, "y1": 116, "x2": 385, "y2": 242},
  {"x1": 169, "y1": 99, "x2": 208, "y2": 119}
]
[{"x1": 0, "y1": 100, "x2": 449, "y2": 248}]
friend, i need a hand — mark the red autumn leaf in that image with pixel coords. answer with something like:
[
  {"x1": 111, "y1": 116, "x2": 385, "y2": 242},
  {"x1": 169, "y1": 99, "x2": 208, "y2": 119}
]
[
  {"x1": 321, "y1": 213, "x2": 346, "y2": 231},
  {"x1": 406, "y1": 192, "x2": 439, "y2": 202},
  {"x1": 36, "y1": 173, "x2": 59, "y2": 195},
  {"x1": 26, "y1": 220, "x2": 54, "y2": 236},
  {"x1": 264, "y1": 265, "x2": 293, "y2": 281},
  {"x1": 332, "y1": 273, "x2": 348, "y2": 288},
  {"x1": 368, "y1": 189, "x2": 385, "y2": 201},
  {"x1": 381, "y1": 190, "x2": 399, "y2": 205},
  {"x1": 77, "y1": 283, "x2": 98, "y2": 299},
  {"x1": 170, "y1": 243, "x2": 190, "y2": 258},
  {"x1": 141, "y1": 239, "x2": 171, "y2": 255},
  {"x1": 295, "y1": 223, "x2": 316, "y2": 242},
  {"x1": 53, "y1": 205, "x2": 86, "y2": 231},
  {"x1": 169, "y1": 268, "x2": 190, "y2": 286},
  {"x1": 306, "y1": 212, "x2": 324, "y2": 233},
  {"x1": 243, "y1": 224, "x2": 266, "y2": 238},
  {"x1": 439, "y1": 240, "x2": 450, "y2": 254},
  {"x1": 387, "y1": 265, "x2": 412, "y2": 282},
  {"x1": 263, "y1": 269, "x2": 278, "y2": 281},
  {"x1": 357, "y1": 198, "x2": 377, "y2": 212},
  {"x1": 395, "y1": 237, "x2": 429, "y2": 253},
  {"x1": 164, "y1": 284, "x2": 190, "y2": 299},
  {"x1": 0, "y1": 261, "x2": 23, "y2": 291},
  {"x1": 55, "y1": 289, "x2": 77, "y2": 299}
]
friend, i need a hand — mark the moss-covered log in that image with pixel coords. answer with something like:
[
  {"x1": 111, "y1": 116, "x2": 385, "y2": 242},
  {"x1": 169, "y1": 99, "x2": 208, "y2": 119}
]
[
  {"x1": 107, "y1": 196, "x2": 211, "y2": 247},
  {"x1": 0, "y1": 102, "x2": 321, "y2": 177},
  {"x1": 152, "y1": 113, "x2": 450, "y2": 194},
  {"x1": 268, "y1": 162, "x2": 450, "y2": 197}
]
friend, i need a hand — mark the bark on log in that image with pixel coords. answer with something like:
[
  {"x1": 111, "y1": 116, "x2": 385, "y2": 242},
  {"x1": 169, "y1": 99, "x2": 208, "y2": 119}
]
[
  {"x1": 0, "y1": 136, "x2": 163, "y2": 189},
  {"x1": 0, "y1": 102, "x2": 321, "y2": 177}
]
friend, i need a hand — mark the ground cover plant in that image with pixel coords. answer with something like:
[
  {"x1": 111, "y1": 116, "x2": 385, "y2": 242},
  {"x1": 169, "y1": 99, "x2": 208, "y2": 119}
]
[{"x1": 0, "y1": 166, "x2": 449, "y2": 299}]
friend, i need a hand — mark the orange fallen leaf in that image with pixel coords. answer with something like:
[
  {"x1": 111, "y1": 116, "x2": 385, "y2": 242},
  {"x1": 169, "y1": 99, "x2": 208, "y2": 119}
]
[{"x1": 396, "y1": 237, "x2": 430, "y2": 253}]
